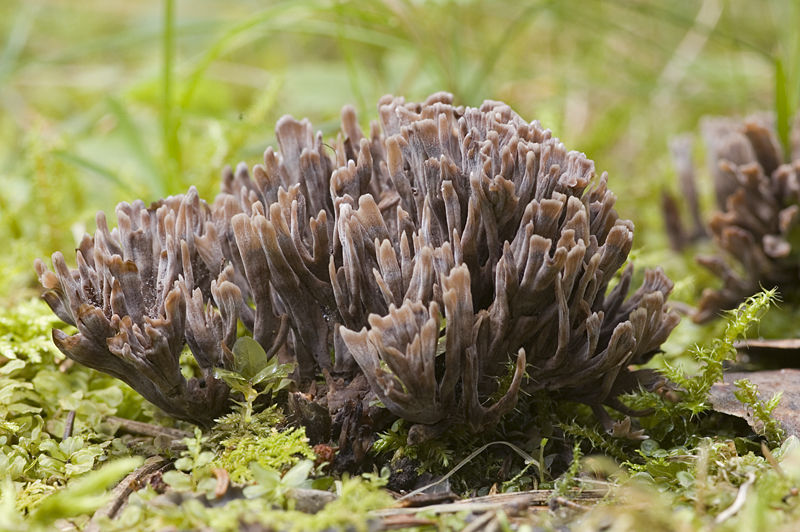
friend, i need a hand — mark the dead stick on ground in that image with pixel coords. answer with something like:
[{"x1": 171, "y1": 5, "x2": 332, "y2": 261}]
[
  {"x1": 551, "y1": 496, "x2": 590, "y2": 512},
  {"x1": 85, "y1": 458, "x2": 170, "y2": 532},
  {"x1": 714, "y1": 472, "x2": 755, "y2": 525},
  {"x1": 461, "y1": 511, "x2": 498, "y2": 532},
  {"x1": 374, "y1": 489, "x2": 605, "y2": 517},
  {"x1": 107, "y1": 416, "x2": 193, "y2": 440},
  {"x1": 63, "y1": 411, "x2": 76, "y2": 440}
]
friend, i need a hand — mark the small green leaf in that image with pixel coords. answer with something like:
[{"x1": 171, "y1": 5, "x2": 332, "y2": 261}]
[
  {"x1": 676, "y1": 471, "x2": 695, "y2": 488},
  {"x1": 59, "y1": 390, "x2": 84, "y2": 411},
  {"x1": 65, "y1": 451, "x2": 97, "y2": 476},
  {"x1": 162, "y1": 470, "x2": 194, "y2": 490},
  {"x1": 232, "y1": 337, "x2": 268, "y2": 381},
  {"x1": 281, "y1": 459, "x2": 314, "y2": 488},
  {"x1": 39, "y1": 439, "x2": 66, "y2": 461},
  {"x1": 194, "y1": 451, "x2": 216, "y2": 469},
  {"x1": 250, "y1": 462, "x2": 281, "y2": 490},
  {"x1": 213, "y1": 368, "x2": 252, "y2": 397},
  {"x1": 6, "y1": 403, "x2": 41, "y2": 415},
  {"x1": 250, "y1": 358, "x2": 293, "y2": 388},
  {"x1": 276, "y1": 378, "x2": 293, "y2": 392},
  {"x1": 0, "y1": 359, "x2": 25, "y2": 375},
  {"x1": 213, "y1": 367, "x2": 247, "y2": 385},
  {"x1": 242, "y1": 484, "x2": 269, "y2": 499},
  {"x1": 197, "y1": 477, "x2": 219, "y2": 494},
  {"x1": 59, "y1": 436, "x2": 85, "y2": 457},
  {"x1": 174, "y1": 457, "x2": 193, "y2": 471},
  {"x1": 250, "y1": 360, "x2": 280, "y2": 386},
  {"x1": 311, "y1": 476, "x2": 334, "y2": 491},
  {"x1": 38, "y1": 456, "x2": 66, "y2": 474},
  {"x1": 0, "y1": 454, "x2": 26, "y2": 480}
]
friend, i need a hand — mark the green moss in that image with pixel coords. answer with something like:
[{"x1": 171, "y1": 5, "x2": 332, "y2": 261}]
[
  {"x1": 0, "y1": 300, "x2": 153, "y2": 522},
  {"x1": 0, "y1": 299, "x2": 66, "y2": 365},
  {"x1": 551, "y1": 442, "x2": 583, "y2": 499},
  {"x1": 213, "y1": 426, "x2": 315, "y2": 483},
  {"x1": 620, "y1": 288, "x2": 779, "y2": 450},
  {"x1": 733, "y1": 378, "x2": 786, "y2": 449},
  {"x1": 103, "y1": 471, "x2": 393, "y2": 532},
  {"x1": 558, "y1": 419, "x2": 630, "y2": 462},
  {"x1": 583, "y1": 437, "x2": 800, "y2": 530},
  {"x1": 0, "y1": 458, "x2": 143, "y2": 532},
  {"x1": 372, "y1": 418, "x2": 463, "y2": 472}
]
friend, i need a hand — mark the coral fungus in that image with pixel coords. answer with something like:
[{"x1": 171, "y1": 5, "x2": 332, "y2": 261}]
[
  {"x1": 36, "y1": 93, "x2": 679, "y2": 441},
  {"x1": 667, "y1": 115, "x2": 800, "y2": 323}
]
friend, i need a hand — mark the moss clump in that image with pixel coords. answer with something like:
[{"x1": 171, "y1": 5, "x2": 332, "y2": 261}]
[
  {"x1": 102, "y1": 472, "x2": 393, "y2": 532},
  {"x1": 0, "y1": 299, "x2": 66, "y2": 365},
  {"x1": 212, "y1": 426, "x2": 315, "y2": 484},
  {"x1": 0, "y1": 300, "x2": 148, "y2": 493}
]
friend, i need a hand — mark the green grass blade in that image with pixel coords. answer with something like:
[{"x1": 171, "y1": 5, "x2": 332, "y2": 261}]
[
  {"x1": 0, "y1": 2, "x2": 38, "y2": 84},
  {"x1": 335, "y1": 2, "x2": 367, "y2": 114},
  {"x1": 51, "y1": 151, "x2": 135, "y2": 195},
  {"x1": 106, "y1": 97, "x2": 166, "y2": 198},
  {"x1": 465, "y1": 2, "x2": 547, "y2": 102},
  {"x1": 178, "y1": 0, "x2": 334, "y2": 111},
  {"x1": 0, "y1": 2, "x2": 38, "y2": 85},
  {"x1": 18, "y1": 20, "x2": 218, "y2": 68},
  {"x1": 776, "y1": 56, "x2": 790, "y2": 161},
  {"x1": 162, "y1": 0, "x2": 181, "y2": 187}
]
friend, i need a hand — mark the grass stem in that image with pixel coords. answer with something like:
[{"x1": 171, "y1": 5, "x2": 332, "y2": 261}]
[{"x1": 163, "y1": 0, "x2": 181, "y2": 191}]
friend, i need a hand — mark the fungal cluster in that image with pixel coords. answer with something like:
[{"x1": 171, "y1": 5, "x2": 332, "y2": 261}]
[
  {"x1": 36, "y1": 93, "x2": 679, "y2": 444},
  {"x1": 667, "y1": 115, "x2": 800, "y2": 323}
]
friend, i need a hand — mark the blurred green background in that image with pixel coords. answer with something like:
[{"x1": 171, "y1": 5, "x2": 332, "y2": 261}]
[{"x1": 1, "y1": 0, "x2": 798, "y2": 303}]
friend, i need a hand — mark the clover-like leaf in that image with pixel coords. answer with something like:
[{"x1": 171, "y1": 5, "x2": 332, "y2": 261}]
[
  {"x1": 65, "y1": 449, "x2": 98, "y2": 476},
  {"x1": 39, "y1": 439, "x2": 66, "y2": 461},
  {"x1": 59, "y1": 436, "x2": 85, "y2": 457}
]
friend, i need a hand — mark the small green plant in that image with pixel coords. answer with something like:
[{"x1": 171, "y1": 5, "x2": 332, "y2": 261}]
[
  {"x1": 212, "y1": 426, "x2": 315, "y2": 483},
  {"x1": 37, "y1": 436, "x2": 106, "y2": 479},
  {"x1": 213, "y1": 337, "x2": 294, "y2": 426},
  {"x1": 733, "y1": 378, "x2": 785, "y2": 449},
  {"x1": 0, "y1": 299, "x2": 66, "y2": 364},
  {"x1": 161, "y1": 428, "x2": 218, "y2": 495},
  {"x1": 163, "y1": 412, "x2": 315, "y2": 487},
  {"x1": 558, "y1": 419, "x2": 629, "y2": 462},
  {"x1": 0, "y1": 457, "x2": 142, "y2": 532},
  {"x1": 551, "y1": 442, "x2": 583, "y2": 499},
  {"x1": 210, "y1": 404, "x2": 284, "y2": 444},
  {"x1": 245, "y1": 459, "x2": 315, "y2": 505},
  {"x1": 669, "y1": 289, "x2": 778, "y2": 413},
  {"x1": 102, "y1": 461, "x2": 394, "y2": 532},
  {"x1": 0, "y1": 298, "x2": 147, "y2": 512},
  {"x1": 371, "y1": 418, "x2": 459, "y2": 472},
  {"x1": 625, "y1": 288, "x2": 778, "y2": 446},
  {"x1": 557, "y1": 289, "x2": 779, "y2": 480}
]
